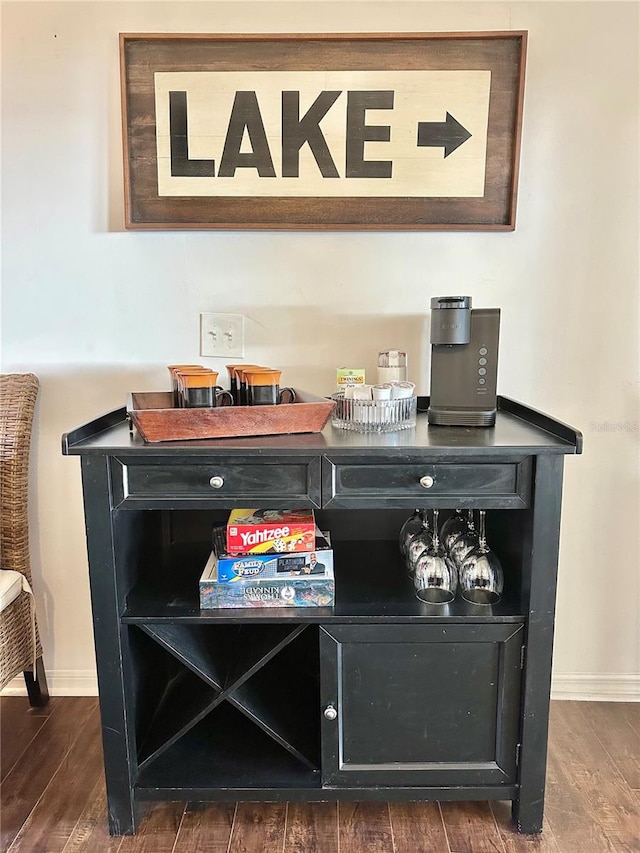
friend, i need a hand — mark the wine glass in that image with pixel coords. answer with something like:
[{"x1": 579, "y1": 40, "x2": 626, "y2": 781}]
[
  {"x1": 440, "y1": 509, "x2": 469, "y2": 553},
  {"x1": 448, "y1": 509, "x2": 479, "y2": 568},
  {"x1": 399, "y1": 509, "x2": 426, "y2": 557},
  {"x1": 459, "y1": 509, "x2": 504, "y2": 605},
  {"x1": 414, "y1": 509, "x2": 457, "y2": 603},
  {"x1": 405, "y1": 512, "x2": 431, "y2": 576}
]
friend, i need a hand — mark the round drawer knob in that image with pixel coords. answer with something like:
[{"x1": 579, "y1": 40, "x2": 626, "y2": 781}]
[
  {"x1": 209, "y1": 476, "x2": 225, "y2": 489},
  {"x1": 420, "y1": 475, "x2": 435, "y2": 489},
  {"x1": 323, "y1": 704, "x2": 338, "y2": 721}
]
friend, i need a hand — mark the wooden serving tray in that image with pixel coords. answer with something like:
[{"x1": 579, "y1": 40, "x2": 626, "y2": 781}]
[{"x1": 127, "y1": 389, "x2": 335, "y2": 443}]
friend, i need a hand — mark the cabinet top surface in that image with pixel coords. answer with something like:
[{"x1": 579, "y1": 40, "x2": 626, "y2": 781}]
[{"x1": 62, "y1": 397, "x2": 582, "y2": 457}]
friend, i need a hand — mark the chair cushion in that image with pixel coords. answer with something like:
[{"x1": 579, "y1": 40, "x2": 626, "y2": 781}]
[{"x1": 0, "y1": 570, "x2": 24, "y2": 611}]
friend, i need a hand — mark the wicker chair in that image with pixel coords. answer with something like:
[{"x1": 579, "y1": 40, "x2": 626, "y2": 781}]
[{"x1": 0, "y1": 373, "x2": 48, "y2": 705}]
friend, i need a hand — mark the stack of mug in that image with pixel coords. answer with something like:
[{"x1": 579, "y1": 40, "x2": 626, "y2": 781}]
[{"x1": 167, "y1": 364, "x2": 295, "y2": 408}]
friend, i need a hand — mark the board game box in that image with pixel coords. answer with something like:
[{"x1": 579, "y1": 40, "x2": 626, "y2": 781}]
[
  {"x1": 225, "y1": 508, "x2": 316, "y2": 555},
  {"x1": 200, "y1": 528, "x2": 334, "y2": 608},
  {"x1": 213, "y1": 526, "x2": 333, "y2": 582}
]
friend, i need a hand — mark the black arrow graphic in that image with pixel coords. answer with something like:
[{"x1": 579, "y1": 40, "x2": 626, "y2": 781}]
[{"x1": 417, "y1": 112, "x2": 472, "y2": 158}]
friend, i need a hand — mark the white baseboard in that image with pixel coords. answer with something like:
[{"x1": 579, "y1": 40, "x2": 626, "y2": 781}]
[
  {"x1": 3, "y1": 671, "x2": 639, "y2": 702},
  {"x1": 551, "y1": 673, "x2": 640, "y2": 701},
  {"x1": 1, "y1": 670, "x2": 98, "y2": 697}
]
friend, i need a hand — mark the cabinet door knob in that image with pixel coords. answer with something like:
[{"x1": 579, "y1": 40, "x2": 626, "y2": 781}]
[
  {"x1": 323, "y1": 704, "x2": 338, "y2": 721},
  {"x1": 209, "y1": 476, "x2": 225, "y2": 489},
  {"x1": 420, "y1": 475, "x2": 435, "y2": 489}
]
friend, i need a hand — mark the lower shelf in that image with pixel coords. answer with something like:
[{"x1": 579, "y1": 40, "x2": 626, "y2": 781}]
[
  {"x1": 134, "y1": 782, "x2": 520, "y2": 802},
  {"x1": 131, "y1": 623, "x2": 320, "y2": 772},
  {"x1": 135, "y1": 702, "x2": 320, "y2": 790}
]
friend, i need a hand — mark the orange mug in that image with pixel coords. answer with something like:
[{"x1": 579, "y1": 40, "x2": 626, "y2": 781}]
[
  {"x1": 234, "y1": 365, "x2": 266, "y2": 406},
  {"x1": 244, "y1": 368, "x2": 296, "y2": 406},
  {"x1": 175, "y1": 368, "x2": 217, "y2": 408},
  {"x1": 168, "y1": 365, "x2": 204, "y2": 407},
  {"x1": 227, "y1": 364, "x2": 262, "y2": 406},
  {"x1": 179, "y1": 371, "x2": 234, "y2": 408}
]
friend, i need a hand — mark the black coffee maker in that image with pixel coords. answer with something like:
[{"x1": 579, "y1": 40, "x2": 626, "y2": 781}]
[{"x1": 428, "y1": 296, "x2": 500, "y2": 427}]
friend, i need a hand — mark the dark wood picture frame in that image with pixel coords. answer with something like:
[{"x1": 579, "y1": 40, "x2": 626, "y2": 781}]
[{"x1": 120, "y1": 32, "x2": 527, "y2": 231}]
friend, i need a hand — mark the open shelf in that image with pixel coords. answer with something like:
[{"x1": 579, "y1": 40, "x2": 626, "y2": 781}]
[
  {"x1": 123, "y1": 538, "x2": 526, "y2": 623},
  {"x1": 135, "y1": 701, "x2": 321, "y2": 791},
  {"x1": 228, "y1": 627, "x2": 320, "y2": 769},
  {"x1": 130, "y1": 622, "x2": 321, "y2": 774},
  {"x1": 139, "y1": 624, "x2": 230, "y2": 689},
  {"x1": 138, "y1": 656, "x2": 220, "y2": 767},
  {"x1": 138, "y1": 622, "x2": 306, "y2": 690},
  {"x1": 226, "y1": 624, "x2": 309, "y2": 689}
]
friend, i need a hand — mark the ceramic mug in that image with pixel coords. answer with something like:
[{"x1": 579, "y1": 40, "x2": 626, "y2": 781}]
[
  {"x1": 178, "y1": 370, "x2": 234, "y2": 408},
  {"x1": 229, "y1": 364, "x2": 264, "y2": 406},
  {"x1": 244, "y1": 369, "x2": 296, "y2": 406},
  {"x1": 168, "y1": 365, "x2": 205, "y2": 408}
]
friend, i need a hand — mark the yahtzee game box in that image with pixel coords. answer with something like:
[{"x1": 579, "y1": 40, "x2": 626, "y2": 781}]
[{"x1": 225, "y1": 508, "x2": 316, "y2": 554}]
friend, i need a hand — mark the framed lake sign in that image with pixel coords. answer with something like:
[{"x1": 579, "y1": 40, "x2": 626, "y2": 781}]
[{"x1": 120, "y1": 32, "x2": 527, "y2": 230}]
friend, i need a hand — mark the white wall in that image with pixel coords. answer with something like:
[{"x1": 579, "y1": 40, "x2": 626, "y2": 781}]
[{"x1": 1, "y1": 1, "x2": 638, "y2": 699}]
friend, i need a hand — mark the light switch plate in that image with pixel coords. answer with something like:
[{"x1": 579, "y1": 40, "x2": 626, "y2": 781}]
[{"x1": 200, "y1": 313, "x2": 245, "y2": 358}]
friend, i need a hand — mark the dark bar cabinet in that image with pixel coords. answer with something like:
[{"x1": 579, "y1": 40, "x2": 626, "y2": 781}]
[{"x1": 62, "y1": 396, "x2": 581, "y2": 836}]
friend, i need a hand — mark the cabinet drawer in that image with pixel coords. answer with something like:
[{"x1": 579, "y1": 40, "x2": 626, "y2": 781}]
[
  {"x1": 111, "y1": 455, "x2": 321, "y2": 508},
  {"x1": 322, "y1": 456, "x2": 531, "y2": 509}
]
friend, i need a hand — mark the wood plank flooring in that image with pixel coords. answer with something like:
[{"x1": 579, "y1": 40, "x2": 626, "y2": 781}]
[{"x1": 1, "y1": 698, "x2": 638, "y2": 852}]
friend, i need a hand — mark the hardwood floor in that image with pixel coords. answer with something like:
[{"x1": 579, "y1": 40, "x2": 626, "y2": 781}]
[{"x1": 1, "y1": 698, "x2": 638, "y2": 852}]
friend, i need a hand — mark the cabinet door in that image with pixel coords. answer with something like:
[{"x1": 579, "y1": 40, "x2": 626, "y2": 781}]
[{"x1": 320, "y1": 623, "x2": 523, "y2": 788}]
